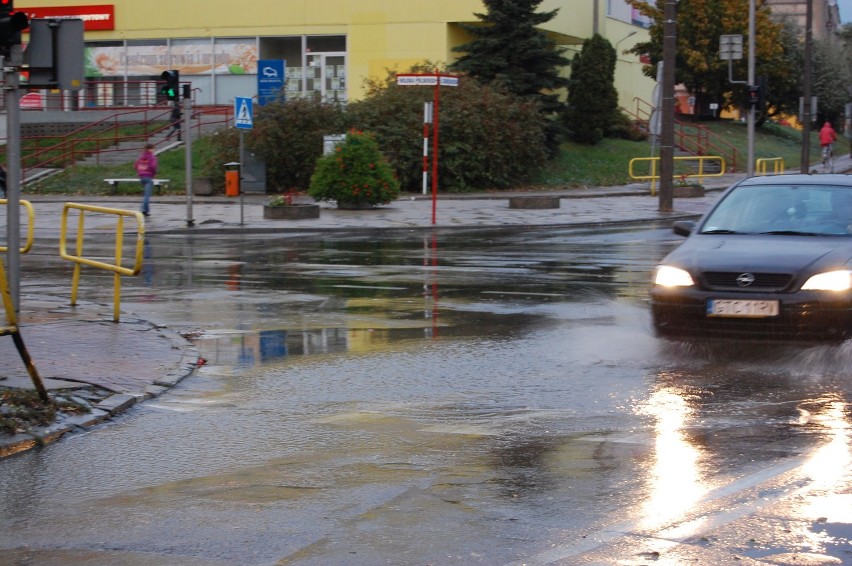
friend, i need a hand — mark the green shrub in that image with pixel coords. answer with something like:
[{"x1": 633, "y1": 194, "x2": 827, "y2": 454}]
[
  {"x1": 347, "y1": 63, "x2": 549, "y2": 192},
  {"x1": 198, "y1": 128, "x2": 240, "y2": 192},
  {"x1": 606, "y1": 112, "x2": 649, "y2": 142},
  {"x1": 308, "y1": 130, "x2": 400, "y2": 206},
  {"x1": 251, "y1": 98, "x2": 345, "y2": 190}
]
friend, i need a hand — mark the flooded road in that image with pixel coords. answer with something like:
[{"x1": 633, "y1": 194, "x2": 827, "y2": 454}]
[{"x1": 2, "y1": 226, "x2": 851, "y2": 565}]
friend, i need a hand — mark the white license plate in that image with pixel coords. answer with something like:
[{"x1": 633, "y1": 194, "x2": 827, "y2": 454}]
[{"x1": 707, "y1": 299, "x2": 779, "y2": 318}]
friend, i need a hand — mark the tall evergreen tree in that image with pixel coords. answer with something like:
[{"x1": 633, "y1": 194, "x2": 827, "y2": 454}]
[
  {"x1": 565, "y1": 34, "x2": 620, "y2": 144},
  {"x1": 450, "y1": 0, "x2": 571, "y2": 151}
]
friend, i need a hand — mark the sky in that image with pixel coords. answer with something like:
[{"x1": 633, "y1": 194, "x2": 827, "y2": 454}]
[{"x1": 840, "y1": 0, "x2": 852, "y2": 24}]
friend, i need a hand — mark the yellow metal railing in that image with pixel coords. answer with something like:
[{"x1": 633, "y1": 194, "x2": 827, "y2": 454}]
[
  {"x1": 755, "y1": 157, "x2": 785, "y2": 176},
  {"x1": 629, "y1": 155, "x2": 727, "y2": 195},
  {"x1": 0, "y1": 198, "x2": 36, "y2": 254},
  {"x1": 59, "y1": 203, "x2": 145, "y2": 322}
]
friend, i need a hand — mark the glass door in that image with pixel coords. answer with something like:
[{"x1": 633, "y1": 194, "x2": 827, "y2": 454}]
[{"x1": 306, "y1": 53, "x2": 347, "y2": 103}]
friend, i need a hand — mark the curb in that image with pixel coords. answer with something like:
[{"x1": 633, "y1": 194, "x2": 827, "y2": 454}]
[{"x1": 0, "y1": 318, "x2": 201, "y2": 459}]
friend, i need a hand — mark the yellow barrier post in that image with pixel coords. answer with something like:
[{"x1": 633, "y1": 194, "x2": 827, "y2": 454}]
[
  {"x1": 755, "y1": 157, "x2": 784, "y2": 176},
  {"x1": 0, "y1": 198, "x2": 36, "y2": 254},
  {"x1": 59, "y1": 203, "x2": 145, "y2": 323},
  {"x1": 0, "y1": 256, "x2": 48, "y2": 401}
]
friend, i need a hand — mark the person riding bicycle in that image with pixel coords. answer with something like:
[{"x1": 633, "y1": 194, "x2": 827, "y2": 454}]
[{"x1": 819, "y1": 121, "x2": 837, "y2": 161}]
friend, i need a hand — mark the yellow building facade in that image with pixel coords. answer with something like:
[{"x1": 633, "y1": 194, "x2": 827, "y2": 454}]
[{"x1": 19, "y1": 0, "x2": 655, "y2": 109}]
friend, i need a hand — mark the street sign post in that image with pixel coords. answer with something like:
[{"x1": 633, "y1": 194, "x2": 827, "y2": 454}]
[
  {"x1": 234, "y1": 97, "x2": 253, "y2": 224},
  {"x1": 396, "y1": 73, "x2": 458, "y2": 225}
]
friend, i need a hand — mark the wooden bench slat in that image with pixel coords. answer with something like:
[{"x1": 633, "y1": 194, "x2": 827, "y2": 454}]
[{"x1": 104, "y1": 179, "x2": 170, "y2": 195}]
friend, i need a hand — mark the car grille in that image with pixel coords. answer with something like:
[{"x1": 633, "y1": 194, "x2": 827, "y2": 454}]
[{"x1": 701, "y1": 271, "x2": 793, "y2": 291}]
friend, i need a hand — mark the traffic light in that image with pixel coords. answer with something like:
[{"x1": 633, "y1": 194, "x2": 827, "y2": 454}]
[
  {"x1": 747, "y1": 77, "x2": 767, "y2": 110},
  {"x1": 0, "y1": 0, "x2": 29, "y2": 56},
  {"x1": 161, "y1": 69, "x2": 179, "y2": 100},
  {"x1": 747, "y1": 83, "x2": 761, "y2": 109}
]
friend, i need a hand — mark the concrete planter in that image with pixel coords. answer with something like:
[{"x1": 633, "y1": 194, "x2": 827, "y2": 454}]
[
  {"x1": 509, "y1": 195, "x2": 561, "y2": 209},
  {"x1": 337, "y1": 201, "x2": 377, "y2": 210},
  {"x1": 263, "y1": 204, "x2": 320, "y2": 220},
  {"x1": 673, "y1": 185, "x2": 705, "y2": 198}
]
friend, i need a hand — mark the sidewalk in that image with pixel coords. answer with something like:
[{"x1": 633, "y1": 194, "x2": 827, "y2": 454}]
[
  {"x1": 19, "y1": 174, "x2": 740, "y2": 238},
  {"x1": 1, "y1": 160, "x2": 849, "y2": 457}
]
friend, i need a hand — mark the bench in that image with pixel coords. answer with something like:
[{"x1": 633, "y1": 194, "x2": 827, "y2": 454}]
[{"x1": 104, "y1": 178, "x2": 170, "y2": 195}]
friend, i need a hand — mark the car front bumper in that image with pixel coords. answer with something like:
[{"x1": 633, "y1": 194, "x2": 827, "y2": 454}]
[{"x1": 650, "y1": 288, "x2": 852, "y2": 342}]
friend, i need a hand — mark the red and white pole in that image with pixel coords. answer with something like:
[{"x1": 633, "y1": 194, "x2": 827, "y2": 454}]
[
  {"x1": 422, "y1": 102, "x2": 432, "y2": 195},
  {"x1": 431, "y1": 81, "x2": 440, "y2": 225}
]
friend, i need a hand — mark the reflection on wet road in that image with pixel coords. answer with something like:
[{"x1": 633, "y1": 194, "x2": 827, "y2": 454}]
[{"x1": 1, "y1": 226, "x2": 851, "y2": 565}]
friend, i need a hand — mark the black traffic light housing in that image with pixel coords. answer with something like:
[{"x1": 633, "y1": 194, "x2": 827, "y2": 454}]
[
  {"x1": 161, "y1": 69, "x2": 180, "y2": 100},
  {"x1": 0, "y1": 0, "x2": 29, "y2": 56},
  {"x1": 746, "y1": 77, "x2": 767, "y2": 110}
]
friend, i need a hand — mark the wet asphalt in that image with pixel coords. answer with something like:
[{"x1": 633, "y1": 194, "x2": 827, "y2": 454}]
[{"x1": 1, "y1": 159, "x2": 850, "y2": 457}]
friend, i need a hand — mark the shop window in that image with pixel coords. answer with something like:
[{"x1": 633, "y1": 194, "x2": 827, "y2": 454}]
[{"x1": 213, "y1": 38, "x2": 258, "y2": 75}]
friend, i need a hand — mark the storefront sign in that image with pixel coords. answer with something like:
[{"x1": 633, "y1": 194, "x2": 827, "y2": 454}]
[
  {"x1": 20, "y1": 5, "x2": 115, "y2": 31},
  {"x1": 84, "y1": 41, "x2": 258, "y2": 77}
]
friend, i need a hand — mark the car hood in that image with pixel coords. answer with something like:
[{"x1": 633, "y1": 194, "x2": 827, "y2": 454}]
[{"x1": 665, "y1": 234, "x2": 852, "y2": 273}]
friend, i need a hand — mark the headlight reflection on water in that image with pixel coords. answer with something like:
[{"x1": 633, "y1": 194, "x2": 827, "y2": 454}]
[{"x1": 638, "y1": 383, "x2": 711, "y2": 530}]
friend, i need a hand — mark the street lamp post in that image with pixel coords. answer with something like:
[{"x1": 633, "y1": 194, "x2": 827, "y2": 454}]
[
  {"x1": 800, "y1": 0, "x2": 813, "y2": 172},
  {"x1": 659, "y1": 0, "x2": 677, "y2": 212}
]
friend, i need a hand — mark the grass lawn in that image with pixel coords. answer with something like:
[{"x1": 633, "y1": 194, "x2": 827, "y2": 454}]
[{"x1": 538, "y1": 119, "x2": 826, "y2": 188}]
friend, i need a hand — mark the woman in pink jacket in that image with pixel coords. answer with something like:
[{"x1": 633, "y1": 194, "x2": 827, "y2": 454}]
[{"x1": 134, "y1": 144, "x2": 158, "y2": 217}]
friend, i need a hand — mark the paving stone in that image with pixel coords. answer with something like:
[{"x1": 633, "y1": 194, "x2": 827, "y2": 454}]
[
  {"x1": 95, "y1": 394, "x2": 137, "y2": 415},
  {"x1": 63, "y1": 408, "x2": 111, "y2": 428}
]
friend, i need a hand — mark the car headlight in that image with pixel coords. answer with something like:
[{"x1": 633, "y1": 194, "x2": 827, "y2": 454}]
[
  {"x1": 801, "y1": 270, "x2": 852, "y2": 292},
  {"x1": 654, "y1": 265, "x2": 695, "y2": 287}
]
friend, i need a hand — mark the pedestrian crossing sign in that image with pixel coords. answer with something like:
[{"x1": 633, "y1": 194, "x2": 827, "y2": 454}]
[{"x1": 235, "y1": 97, "x2": 253, "y2": 129}]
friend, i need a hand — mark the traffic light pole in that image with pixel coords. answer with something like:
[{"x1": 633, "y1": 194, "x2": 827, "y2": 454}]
[
  {"x1": 183, "y1": 91, "x2": 194, "y2": 227},
  {"x1": 3, "y1": 46, "x2": 22, "y2": 311},
  {"x1": 658, "y1": 0, "x2": 677, "y2": 213}
]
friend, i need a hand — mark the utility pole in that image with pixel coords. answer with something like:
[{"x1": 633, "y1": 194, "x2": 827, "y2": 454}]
[
  {"x1": 4, "y1": 45, "x2": 23, "y2": 311},
  {"x1": 659, "y1": 0, "x2": 677, "y2": 212},
  {"x1": 800, "y1": 0, "x2": 813, "y2": 172},
  {"x1": 746, "y1": 0, "x2": 756, "y2": 177},
  {"x1": 183, "y1": 85, "x2": 194, "y2": 227}
]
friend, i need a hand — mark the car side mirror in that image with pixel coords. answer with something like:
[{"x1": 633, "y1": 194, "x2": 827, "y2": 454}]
[{"x1": 673, "y1": 220, "x2": 696, "y2": 237}]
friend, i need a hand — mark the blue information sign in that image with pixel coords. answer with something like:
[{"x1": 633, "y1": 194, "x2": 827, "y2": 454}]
[{"x1": 258, "y1": 59, "x2": 286, "y2": 106}]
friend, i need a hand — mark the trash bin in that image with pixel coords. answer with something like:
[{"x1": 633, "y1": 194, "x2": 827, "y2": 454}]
[{"x1": 224, "y1": 162, "x2": 240, "y2": 197}]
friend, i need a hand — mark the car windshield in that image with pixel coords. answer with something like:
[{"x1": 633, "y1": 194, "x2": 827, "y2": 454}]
[{"x1": 700, "y1": 183, "x2": 852, "y2": 236}]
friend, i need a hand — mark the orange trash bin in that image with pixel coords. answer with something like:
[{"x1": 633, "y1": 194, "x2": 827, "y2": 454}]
[{"x1": 225, "y1": 170, "x2": 240, "y2": 196}]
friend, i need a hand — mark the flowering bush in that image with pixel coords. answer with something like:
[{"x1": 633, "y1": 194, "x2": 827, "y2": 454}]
[
  {"x1": 675, "y1": 174, "x2": 703, "y2": 188},
  {"x1": 308, "y1": 130, "x2": 400, "y2": 207},
  {"x1": 267, "y1": 189, "x2": 299, "y2": 207}
]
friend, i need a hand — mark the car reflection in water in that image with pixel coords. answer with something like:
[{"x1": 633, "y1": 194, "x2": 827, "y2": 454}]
[{"x1": 651, "y1": 174, "x2": 852, "y2": 341}]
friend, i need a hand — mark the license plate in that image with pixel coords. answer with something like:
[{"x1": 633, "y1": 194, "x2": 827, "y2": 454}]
[{"x1": 707, "y1": 299, "x2": 779, "y2": 318}]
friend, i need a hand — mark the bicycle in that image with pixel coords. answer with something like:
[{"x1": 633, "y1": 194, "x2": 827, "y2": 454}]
[{"x1": 821, "y1": 143, "x2": 834, "y2": 173}]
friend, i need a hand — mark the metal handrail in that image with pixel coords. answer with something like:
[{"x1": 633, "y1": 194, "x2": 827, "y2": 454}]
[
  {"x1": 59, "y1": 202, "x2": 145, "y2": 322},
  {"x1": 18, "y1": 101, "x2": 235, "y2": 180},
  {"x1": 21, "y1": 106, "x2": 174, "y2": 173},
  {"x1": 628, "y1": 155, "x2": 727, "y2": 195},
  {"x1": 0, "y1": 198, "x2": 35, "y2": 254},
  {"x1": 627, "y1": 97, "x2": 741, "y2": 171}
]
